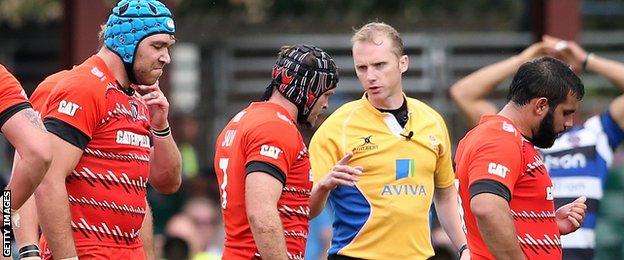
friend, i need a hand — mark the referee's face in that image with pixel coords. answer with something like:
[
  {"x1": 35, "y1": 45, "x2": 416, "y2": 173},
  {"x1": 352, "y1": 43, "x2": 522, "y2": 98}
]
[{"x1": 353, "y1": 35, "x2": 408, "y2": 109}]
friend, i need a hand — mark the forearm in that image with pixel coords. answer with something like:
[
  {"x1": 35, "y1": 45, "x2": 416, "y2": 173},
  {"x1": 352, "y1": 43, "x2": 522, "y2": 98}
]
[
  {"x1": 309, "y1": 184, "x2": 331, "y2": 218},
  {"x1": 451, "y1": 55, "x2": 524, "y2": 100},
  {"x1": 471, "y1": 196, "x2": 523, "y2": 259},
  {"x1": 8, "y1": 156, "x2": 48, "y2": 209},
  {"x1": 433, "y1": 186, "x2": 467, "y2": 250},
  {"x1": 34, "y1": 180, "x2": 76, "y2": 258},
  {"x1": 140, "y1": 202, "x2": 155, "y2": 260},
  {"x1": 14, "y1": 195, "x2": 40, "y2": 248},
  {"x1": 149, "y1": 136, "x2": 181, "y2": 194},
  {"x1": 586, "y1": 54, "x2": 624, "y2": 91},
  {"x1": 450, "y1": 55, "x2": 524, "y2": 126},
  {"x1": 248, "y1": 208, "x2": 288, "y2": 260}
]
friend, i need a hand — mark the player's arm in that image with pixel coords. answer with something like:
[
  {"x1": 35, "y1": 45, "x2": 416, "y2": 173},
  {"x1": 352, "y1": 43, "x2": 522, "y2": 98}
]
[
  {"x1": 138, "y1": 84, "x2": 181, "y2": 194},
  {"x1": 246, "y1": 170, "x2": 288, "y2": 260},
  {"x1": 468, "y1": 138, "x2": 524, "y2": 259},
  {"x1": 35, "y1": 77, "x2": 101, "y2": 259},
  {"x1": 584, "y1": 50, "x2": 624, "y2": 129},
  {"x1": 11, "y1": 152, "x2": 43, "y2": 260},
  {"x1": 14, "y1": 195, "x2": 41, "y2": 260},
  {"x1": 471, "y1": 193, "x2": 523, "y2": 259},
  {"x1": 2, "y1": 107, "x2": 52, "y2": 209},
  {"x1": 34, "y1": 134, "x2": 82, "y2": 258},
  {"x1": 450, "y1": 42, "x2": 550, "y2": 127},
  {"x1": 140, "y1": 201, "x2": 156, "y2": 260},
  {"x1": 433, "y1": 185, "x2": 468, "y2": 257}
]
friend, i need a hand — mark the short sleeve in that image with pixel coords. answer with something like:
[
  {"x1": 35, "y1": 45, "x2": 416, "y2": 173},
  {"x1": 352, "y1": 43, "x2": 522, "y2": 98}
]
[
  {"x1": 0, "y1": 65, "x2": 31, "y2": 128},
  {"x1": 43, "y1": 75, "x2": 104, "y2": 147},
  {"x1": 434, "y1": 117, "x2": 455, "y2": 188},
  {"x1": 309, "y1": 116, "x2": 343, "y2": 184},
  {"x1": 243, "y1": 120, "x2": 299, "y2": 180},
  {"x1": 467, "y1": 136, "x2": 523, "y2": 195},
  {"x1": 599, "y1": 111, "x2": 624, "y2": 149}
]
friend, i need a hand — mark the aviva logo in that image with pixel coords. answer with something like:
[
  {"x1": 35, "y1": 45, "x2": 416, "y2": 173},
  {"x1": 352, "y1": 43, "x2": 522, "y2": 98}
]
[{"x1": 395, "y1": 159, "x2": 415, "y2": 180}]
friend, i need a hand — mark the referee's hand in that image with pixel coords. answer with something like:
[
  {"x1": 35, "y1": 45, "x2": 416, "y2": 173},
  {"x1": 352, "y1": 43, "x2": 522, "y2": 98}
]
[{"x1": 318, "y1": 153, "x2": 363, "y2": 190}]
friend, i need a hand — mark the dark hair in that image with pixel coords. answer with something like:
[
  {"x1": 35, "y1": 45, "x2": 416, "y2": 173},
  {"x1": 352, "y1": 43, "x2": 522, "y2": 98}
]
[{"x1": 507, "y1": 57, "x2": 584, "y2": 108}]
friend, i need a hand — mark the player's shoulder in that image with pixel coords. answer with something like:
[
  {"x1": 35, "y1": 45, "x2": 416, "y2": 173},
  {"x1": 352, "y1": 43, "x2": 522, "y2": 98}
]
[
  {"x1": 239, "y1": 103, "x2": 298, "y2": 131},
  {"x1": 53, "y1": 65, "x2": 110, "y2": 96},
  {"x1": 471, "y1": 116, "x2": 522, "y2": 144},
  {"x1": 0, "y1": 64, "x2": 23, "y2": 92}
]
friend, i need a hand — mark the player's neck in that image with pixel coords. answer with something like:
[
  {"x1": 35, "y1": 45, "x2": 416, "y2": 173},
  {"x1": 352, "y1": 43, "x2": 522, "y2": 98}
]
[
  {"x1": 96, "y1": 48, "x2": 131, "y2": 88},
  {"x1": 267, "y1": 93, "x2": 298, "y2": 122},
  {"x1": 499, "y1": 103, "x2": 536, "y2": 139}
]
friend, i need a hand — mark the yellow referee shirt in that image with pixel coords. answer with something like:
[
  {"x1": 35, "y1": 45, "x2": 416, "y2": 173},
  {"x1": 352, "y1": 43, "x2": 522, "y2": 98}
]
[{"x1": 310, "y1": 94, "x2": 455, "y2": 259}]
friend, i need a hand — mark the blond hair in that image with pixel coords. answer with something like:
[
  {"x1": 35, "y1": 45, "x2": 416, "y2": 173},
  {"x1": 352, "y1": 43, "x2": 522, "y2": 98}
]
[{"x1": 351, "y1": 22, "x2": 404, "y2": 57}]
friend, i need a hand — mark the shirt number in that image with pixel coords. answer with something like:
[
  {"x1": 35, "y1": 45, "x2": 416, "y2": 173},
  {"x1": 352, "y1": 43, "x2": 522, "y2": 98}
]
[{"x1": 218, "y1": 158, "x2": 229, "y2": 209}]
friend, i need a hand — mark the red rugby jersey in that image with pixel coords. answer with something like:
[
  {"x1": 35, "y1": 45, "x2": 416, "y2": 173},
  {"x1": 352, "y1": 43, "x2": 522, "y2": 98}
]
[
  {"x1": 0, "y1": 64, "x2": 31, "y2": 128},
  {"x1": 30, "y1": 70, "x2": 69, "y2": 112},
  {"x1": 214, "y1": 102, "x2": 312, "y2": 260},
  {"x1": 455, "y1": 115, "x2": 561, "y2": 260},
  {"x1": 40, "y1": 56, "x2": 151, "y2": 249}
]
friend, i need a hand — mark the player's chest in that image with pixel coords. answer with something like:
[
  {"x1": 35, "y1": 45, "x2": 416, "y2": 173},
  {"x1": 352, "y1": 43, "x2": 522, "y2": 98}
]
[
  {"x1": 91, "y1": 89, "x2": 151, "y2": 150},
  {"x1": 514, "y1": 145, "x2": 554, "y2": 203}
]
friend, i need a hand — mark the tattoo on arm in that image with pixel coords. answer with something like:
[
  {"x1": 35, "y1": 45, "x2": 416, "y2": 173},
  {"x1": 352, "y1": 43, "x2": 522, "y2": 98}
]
[{"x1": 22, "y1": 108, "x2": 47, "y2": 133}]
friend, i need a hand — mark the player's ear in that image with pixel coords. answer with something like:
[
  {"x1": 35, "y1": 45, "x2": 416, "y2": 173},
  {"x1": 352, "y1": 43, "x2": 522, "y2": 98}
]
[{"x1": 533, "y1": 97, "x2": 549, "y2": 116}]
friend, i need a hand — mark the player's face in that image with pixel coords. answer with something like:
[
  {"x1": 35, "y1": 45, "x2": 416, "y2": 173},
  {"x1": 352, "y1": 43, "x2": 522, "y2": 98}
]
[
  {"x1": 134, "y1": 34, "x2": 176, "y2": 85},
  {"x1": 306, "y1": 89, "x2": 335, "y2": 127},
  {"x1": 353, "y1": 35, "x2": 408, "y2": 109},
  {"x1": 532, "y1": 92, "x2": 578, "y2": 148}
]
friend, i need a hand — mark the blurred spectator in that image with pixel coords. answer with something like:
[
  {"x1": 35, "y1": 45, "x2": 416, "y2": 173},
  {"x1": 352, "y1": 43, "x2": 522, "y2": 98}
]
[
  {"x1": 164, "y1": 213, "x2": 209, "y2": 259},
  {"x1": 182, "y1": 197, "x2": 224, "y2": 258}
]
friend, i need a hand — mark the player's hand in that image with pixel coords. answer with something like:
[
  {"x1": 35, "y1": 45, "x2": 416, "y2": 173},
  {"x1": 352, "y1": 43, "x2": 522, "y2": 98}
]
[
  {"x1": 556, "y1": 196, "x2": 587, "y2": 235},
  {"x1": 542, "y1": 35, "x2": 587, "y2": 73},
  {"x1": 519, "y1": 41, "x2": 550, "y2": 62},
  {"x1": 136, "y1": 82, "x2": 170, "y2": 130},
  {"x1": 318, "y1": 153, "x2": 363, "y2": 191}
]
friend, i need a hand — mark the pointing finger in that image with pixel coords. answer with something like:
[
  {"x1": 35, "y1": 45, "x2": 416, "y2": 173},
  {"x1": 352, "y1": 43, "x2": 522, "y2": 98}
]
[{"x1": 337, "y1": 153, "x2": 353, "y2": 165}]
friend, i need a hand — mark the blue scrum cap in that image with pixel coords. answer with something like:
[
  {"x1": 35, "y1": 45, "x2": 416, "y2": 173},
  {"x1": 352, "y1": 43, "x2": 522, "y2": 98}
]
[{"x1": 103, "y1": 0, "x2": 175, "y2": 82}]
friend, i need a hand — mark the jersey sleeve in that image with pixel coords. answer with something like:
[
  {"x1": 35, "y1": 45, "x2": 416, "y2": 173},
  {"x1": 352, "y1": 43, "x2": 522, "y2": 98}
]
[
  {"x1": 598, "y1": 111, "x2": 624, "y2": 150},
  {"x1": 243, "y1": 120, "x2": 299, "y2": 183},
  {"x1": 0, "y1": 64, "x2": 31, "y2": 129},
  {"x1": 467, "y1": 135, "x2": 523, "y2": 198},
  {"x1": 309, "y1": 115, "x2": 343, "y2": 184},
  {"x1": 43, "y1": 75, "x2": 104, "y2": 149},
  {"x1": 434, "y1": 117, "x2": 456, "y2": 188}
]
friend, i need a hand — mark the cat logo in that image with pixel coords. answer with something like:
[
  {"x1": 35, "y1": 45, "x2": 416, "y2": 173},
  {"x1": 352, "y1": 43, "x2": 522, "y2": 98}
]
[
  {"x1": 260, "y1": 145, "x2": 282, "y2": 160},
  {"x1": 58, "y1": 100, "x2": 80, "y2": 116},
  {"x1": 488, "y1": 163, "x2": 509, "y2": 178}
]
